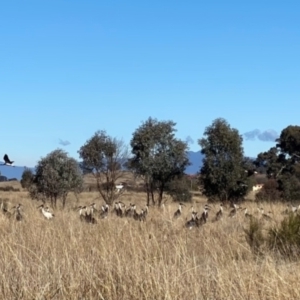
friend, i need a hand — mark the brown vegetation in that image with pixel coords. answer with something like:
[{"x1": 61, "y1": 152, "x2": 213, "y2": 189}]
[
  {"x1": 0, "y1": 180, "x2": 300, "y2": 299},
  {"x1": 82, "y1": 171, "x2": 137, "y2": 192}
]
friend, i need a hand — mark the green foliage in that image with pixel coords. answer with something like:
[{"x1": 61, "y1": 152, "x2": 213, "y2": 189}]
[
  {"x1": 128, "y1": 117, "x2": 190, "y2": 206},
  {"x1": 279, "y1": 174, "x2": 300, "y2": 201},
  {"x1": 254, "y1": 125, "x2": 300, "y2": 202},
  {"x1": 198, "y1": 118, "x2": 251, "y2": 202},
  {"x1": 165, "y1": 176, "x2": 192, "y2": 203},
  {"x1": 32, "y1": 149, "x2": 83, "y2": 208},
  {"x1": 78, "y1": 130, "x2": 129, "y2": 204},
  {"x1": 276, "y1": 125, "x2": 300, "y2": 158},
  {"x1": 255, "y1": 147, "x2": 289, "y2": 179},
  {"x1": 242, "y1": 157, "x2": 257, "y2": 193},
  {"x1": 20, "y1": 167, "x2": 35, "y2": 189},
  {"x1": 244, "y1": 217, "x2": 265, "y2": 255},
  {"x1": 268, "y1": 213, "x2": 300, "y2": 259}
]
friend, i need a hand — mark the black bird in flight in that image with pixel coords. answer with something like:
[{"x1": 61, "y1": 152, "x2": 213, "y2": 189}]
[{"x1": 2, "y1": 154, "x2": 15, "y2": 167}]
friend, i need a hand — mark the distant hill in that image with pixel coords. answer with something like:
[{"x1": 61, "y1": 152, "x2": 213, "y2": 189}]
[
  {"x1": 0, "y1": 151, "x2": 203, "y2": 181},
  {"x1": 0, "y1": 163, "x2": 35, "y2": 181}
]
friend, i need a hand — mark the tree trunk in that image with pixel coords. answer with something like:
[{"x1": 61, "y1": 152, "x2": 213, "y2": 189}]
[
  {"x1": 148, "y1": 180, "x2": 156, "y2": 205},
  {"x1": 54, "y1": 196, "x2": 57, "y2": 209},
  {"x1": 62, "y1": 196, "x2": 66, "y2": 209},
  {"x1": 145, "y1": 181, "x2": 152, "y2": 206},
  {"x1": 158, "y1": 184, "x2": 164, "y2": 206},
  {"x1": 151, "y1": 189, "x2": 155, "y2": 205},
  {"x1": 146, "y1": 187, "x2": 150, "y2": 206}
]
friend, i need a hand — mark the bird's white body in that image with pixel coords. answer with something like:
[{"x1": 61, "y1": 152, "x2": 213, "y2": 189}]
[
  {"x1": 42, "y1": 208, "x2": 54, "y2": 219},
  {"x1": 115, "y1": 184, "x2": 124, "y2": 192},
  {"x1": 38, "y1": 205, "x2": 54, "y2": 219}
]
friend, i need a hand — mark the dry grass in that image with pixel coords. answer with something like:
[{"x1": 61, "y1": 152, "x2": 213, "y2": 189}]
[
  {"x1": 83, "y1": 172, "x2": 141, "y2": 186},
  {"x1": 0, "y1": 183, "x2": 299, "y2": 299}
]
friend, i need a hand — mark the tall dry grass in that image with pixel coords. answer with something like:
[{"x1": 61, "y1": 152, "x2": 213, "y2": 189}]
[{"x1": 0, "y1": 183, "x2": 299, "y2": 299}]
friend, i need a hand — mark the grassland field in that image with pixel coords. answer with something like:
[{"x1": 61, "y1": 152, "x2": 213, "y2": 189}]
[{"x1": 0, "y1": 176, "x2": 299, "y2": 300}]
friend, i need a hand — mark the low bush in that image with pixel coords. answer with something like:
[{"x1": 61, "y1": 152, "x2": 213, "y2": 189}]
[
  {"x1": 268, "y1": 213, "x2": 300, "y2": 259},
  {"x1": 244, "y1": 217, "x2": 265, "y2": 255}
]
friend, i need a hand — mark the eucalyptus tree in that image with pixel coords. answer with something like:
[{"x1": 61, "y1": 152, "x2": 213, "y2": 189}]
[
  {"x1": 78, "y1": 130, "x2": 129, "y2": 205},
  {"x1": 129, "y1": 117, "x2": 190, "y2": 206},
  {"x1": 31, "y1": 149, "x2": 83, "y2": 208},
  {"x1": 199, "y1": 118, "x2": 251, "y2": 202}
]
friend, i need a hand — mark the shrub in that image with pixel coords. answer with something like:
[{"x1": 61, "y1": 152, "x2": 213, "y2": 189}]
[
  {"x1": 279, "y1": 175, "x2": 300, "y2": 202},
  {"x1": 165, "y1": 176, "x2": 192, "y2": 202},
  {"x1": 268, "y1": 213, "x2": 300, "y2": 259},
  {"x1": 244, "y1": 217, "x2": 265, "y2": 255},
  {"x1": 20, "y1": 168, "x2": 35, "y2": 189}
]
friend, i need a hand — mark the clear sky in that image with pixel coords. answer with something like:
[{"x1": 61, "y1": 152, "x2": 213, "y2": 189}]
[{"x1": 1, "y1": 1, "x2": 299, "y2": 167}]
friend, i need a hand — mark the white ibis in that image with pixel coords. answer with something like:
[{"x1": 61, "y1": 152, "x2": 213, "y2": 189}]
[
  {"x1": 37, "y1": 204, "x2": 54, "y2": 220},
  {"x1": 115, "y1": 183, "x2": 124, "y2": 193}
]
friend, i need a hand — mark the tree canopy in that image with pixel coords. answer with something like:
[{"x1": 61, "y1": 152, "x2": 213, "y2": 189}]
[
  {"x1": 78, "y1": 130, "x2": 129, "y2": 204},
  {"x1": 128, "y1": 117, "x2": 190, "y2": 206},
  {"x1": 20, "y1": 167, "x2": 35, "y2": 189},
  {"x1": 276, "y1": 125, "x2": 300, "y2": 158},
  {"x1": 31, "y1": 149, "x2": 83, "y2": 208},
  {"x1": 255, "y1": 125, "x2": 300, "y2": 201},
  {"x1": 198, "y1": 118, "x2": 253, "y2": 202}
]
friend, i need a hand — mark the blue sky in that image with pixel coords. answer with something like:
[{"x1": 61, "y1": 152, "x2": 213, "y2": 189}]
[{"x1": 1, "y1": 1, "x2": 299, "y2": 167}]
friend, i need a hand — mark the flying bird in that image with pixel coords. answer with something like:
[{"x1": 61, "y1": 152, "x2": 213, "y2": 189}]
[{"x1": 2, "y1": 154, "x2": 15, "y2": 167}]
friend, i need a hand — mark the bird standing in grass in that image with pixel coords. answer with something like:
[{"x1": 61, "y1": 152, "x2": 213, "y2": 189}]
[
  {"x1": 213, "y1": 203, "x2": 223, "y2": 222},
  {"x1": 196, "y1": 204, "x2": 210, "y2": 225},
  {"x1": 37, "y1": 204, "x2": 55, "y2": 220},
  {"x1": 185, "y1": 211, "x2": 198, "y2": 229},
  {"x1": 242, "y1": 207, "x2": 253, "y2": 219},
  {"x1": 228, "y1": 204, "x2": 239, "y2": 218},
  {"x1": 173, "y1": 203, "x2": 185, "y2": 219},
  {"x1": 12, "y1": 203, "x2": 23, "y2": 221}
]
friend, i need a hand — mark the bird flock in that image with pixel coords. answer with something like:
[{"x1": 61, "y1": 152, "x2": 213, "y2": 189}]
[
  {"x1": 1, "y1": 196, "x2": 298, "y2": 230},
  {"x1": 180, "y1": 202, "x2": 297, "y2": 229},
  {"x1": 76, "y1": 201, "x2": 149, "y2": 224}
]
